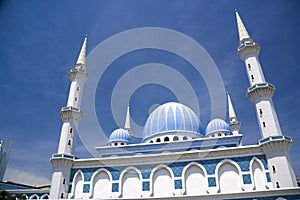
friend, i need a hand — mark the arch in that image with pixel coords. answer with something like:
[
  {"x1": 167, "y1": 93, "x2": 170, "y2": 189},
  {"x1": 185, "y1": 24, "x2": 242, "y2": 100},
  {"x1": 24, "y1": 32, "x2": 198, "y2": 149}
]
[
  {"x1": 70, "y1": 170, "x2": 84, "y2": 199},
  {"x1": 250, "y1": 157, "x2": 267, "y2": 190},
  {"x1": 182, "y1": 162, "x2": 207, "y2": 195},
  {"x1": 173, "y1": 136, "x2": 179, "y2": 141},
  {"x1": 164, "y1": 137, "x2": 170, "y2": 142},
  {"x1": 156, "y1": 138, "x2": 161, "y2": 142},
  {"x1": 120, "y1": 167, "x2": 142, "y2": 198},
  {"x1": 29, "y1": 194, "x2": 39, "y2": 199},
  {"x1": 216, "y1": 159, "x2": 243, "y2": 193},
  {"x1": 150, "y1": 165, "x2": 174, "y2": 197},
  {"x1": 90, "y1": 168, "x2": 112, "y2": 199},
  {"x1": 40, "y1": 194, "x2": 49, "y2": 199}
]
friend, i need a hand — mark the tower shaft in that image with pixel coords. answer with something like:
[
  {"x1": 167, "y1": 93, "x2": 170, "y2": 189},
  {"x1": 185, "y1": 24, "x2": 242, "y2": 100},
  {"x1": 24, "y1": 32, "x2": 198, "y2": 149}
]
[
  {"x1": 236, "y1": 11, "x2": 281, "y2": 139},
  {"x1": 236, "y1": 10, "x2": 296, "y2": 188},
  {"x1": 50, "y1": 36, "x2": 88, "y2": 199}
]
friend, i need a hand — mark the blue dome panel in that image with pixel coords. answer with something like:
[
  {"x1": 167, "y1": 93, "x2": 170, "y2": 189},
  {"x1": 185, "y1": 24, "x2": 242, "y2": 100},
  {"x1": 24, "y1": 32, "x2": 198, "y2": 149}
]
[
  {"x1": 206, "y1": 118, "x2": 231, "y2": 136},
  {"x1": 143, "y1": 102, "x2": 203, "y2": 138},
  {"x1": 109, "y1": 128, "x2": 131, "y2": 143},
  {"x1": 175, "y1": 106, "x2": 182, "y2": 130},
  {"x1": 167, "y1": 106, "x2": 176, "y2": 130}
]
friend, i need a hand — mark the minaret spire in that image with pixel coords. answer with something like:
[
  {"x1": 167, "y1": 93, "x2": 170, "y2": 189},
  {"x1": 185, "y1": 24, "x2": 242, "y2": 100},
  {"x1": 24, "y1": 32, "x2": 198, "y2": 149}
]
[
  {"x1": 75, "y1": 35, "x2": 87, "y2": 67},
  {"x1": 235, "y1": 9, "x2": 251, "y2": 43},
  {"x1": 124, "y1": 105, "x2": 132, "y2": 134},
  {"x1": 227, "y1": 94, "x2": 237, "y2": 120},
  {"x1": 227, "y1": 94, "x2": 240, "y2": 135}
]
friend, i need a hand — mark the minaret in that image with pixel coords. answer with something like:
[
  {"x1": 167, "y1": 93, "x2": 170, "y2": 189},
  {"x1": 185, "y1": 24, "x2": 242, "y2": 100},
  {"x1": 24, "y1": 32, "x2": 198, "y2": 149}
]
[
  {"x1": 50, "y1": 36, "x2": 88, "y2": 199},
  {"x1": 227, "y1": 94, "x2": 240, "y2": 135},
  {"x1": 235, "y1": 10, "x2": 297, "y2": 188},
  {"x1": 235, "y1": 10, "x2": 282, "y2": 139},
  {"x1": 124, "y1": 105, "x2": 131, "y2": 134}
]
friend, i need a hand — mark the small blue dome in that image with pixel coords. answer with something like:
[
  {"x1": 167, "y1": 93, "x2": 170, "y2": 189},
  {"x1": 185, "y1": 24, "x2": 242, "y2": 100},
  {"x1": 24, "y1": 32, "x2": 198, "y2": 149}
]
[
  {"x1": 143, "y1": 102, "x2": 203, "y2": 138},
  {"x1": 206, "y1": 118, "x2": 230, "y2": 136},
  {"x1": 109, "y1": 128, "x2": 131, "y2": 143}
]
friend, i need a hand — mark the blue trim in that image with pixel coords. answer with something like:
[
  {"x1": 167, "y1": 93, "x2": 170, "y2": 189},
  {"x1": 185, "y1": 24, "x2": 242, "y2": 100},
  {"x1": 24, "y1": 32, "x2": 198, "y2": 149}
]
[
  {"x1": 208, "y1": 177, "x2": 216, "y2": 187},
  {"x1": 98, "y1": 135, "x2": 242, "y2": 157},
  {"x1": 242, "y1": 174, "x2": 252, "y2": 184},
  {"x1": 112, "y1": 183, "x2": 119, "y2": 192},
  {"x1": 83, "y1": 184, "x2": 90, "y2": 193},
  {"x1": 142, "y1": 181, "x2": 150, "y2": 191},
  {"x1": 68, "y1": 185, "x2": 72, "y2": 193},
  {"x1": 70, "y1": 155, "x2": 269, "y2": 183},
  {"x1": 266, "y1": 172, "x2": 271, "y2": 182},
  {"x1": 174, "y1": 179, "x2": 182, "y2": 189}
]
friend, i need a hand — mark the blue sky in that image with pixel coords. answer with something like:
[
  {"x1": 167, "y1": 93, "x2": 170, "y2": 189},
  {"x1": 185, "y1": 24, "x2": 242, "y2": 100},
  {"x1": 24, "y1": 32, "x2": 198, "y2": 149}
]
[{"x1": 0, "y1": 1, "x2": 299, "y2": 185}]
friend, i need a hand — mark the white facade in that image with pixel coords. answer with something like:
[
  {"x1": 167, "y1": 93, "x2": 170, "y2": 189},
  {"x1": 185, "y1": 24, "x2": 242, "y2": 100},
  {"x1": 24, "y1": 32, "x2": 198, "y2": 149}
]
[{"x1": 49, "y1": 11, "x2": 300, "y2": 199}]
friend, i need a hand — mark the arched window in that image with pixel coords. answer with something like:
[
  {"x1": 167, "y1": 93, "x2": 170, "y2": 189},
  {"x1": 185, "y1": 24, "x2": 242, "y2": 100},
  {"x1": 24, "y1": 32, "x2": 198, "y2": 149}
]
[
  {"x1": 92, "y1": 170, "x2": 111, "y2": 199},
  {"x1": 70, "y1": 128, "x2": 73, "y2": 133},
  {"x1": 152, "y1": 167, "x2": 173, "y2": 197},
  {"x1": 184, "y1": 165, "x2": 206, "y2": 195},
  {"x1": 218, "y1": 162, "x2": 242, "y2": 193},
  {"x1": 259, "y1": 109, "x2": 263, "y2": 117},
  {"x1": 76, "y1": 87, "x2": 80, "y2": 91},
  {"x1": 120, "y1": 142, "x2": 124, "y2": 145},
  {"x1": 251, "y1": 159, "x2": 265, "y2": 190},
  {"x1": 164, "y1": 137, "x2": 169, "y2": 142},
  {"x1": 272, "y1": 165, "x2": 276, "y2": 173},
  {"x1": 251, "y1": 75, "x2": 254, "y2": 82},
  {"x1": 248, "y1": 63, "x2": 251, "y2": 71},
  {"x1": 276, "y1": 182, "x2": 280, "y2": 188},
  {"x1": 68, "y1": 140, "x2": 71, "y2": 145},
  {"x1": 183, "y1": 136, "x2": 188, "y2": 140},
  {"x1": 263, "y1": 122, "x2": 266, "y2": 128},
  {"x1": 63, "y1": 179, "x2": 65, "y2": 184},
  {"x1": 173, "y1": 136, "x2": 179, "y2": 141},
  {"x1": 149, "y1": 140, "x2": 153, "y2": 143},
  {"x1": 156, "y1": 138, "x2": 161, "y2": 142},
  {"x1": 73, "y1": 171, "x2": 83, "y2": 199},
  {"x1": 121, "y1": 169, "x2": 141, "y2": 198}
]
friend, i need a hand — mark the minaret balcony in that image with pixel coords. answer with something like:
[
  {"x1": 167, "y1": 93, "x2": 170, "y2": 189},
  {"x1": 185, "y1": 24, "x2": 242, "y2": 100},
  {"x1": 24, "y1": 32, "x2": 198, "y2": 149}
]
[
  {"x1": 259, "y1": 135, "x2": 292, "y2": 155},
  {"x1": 237, "y1": 42, "x2": 260, "y2": 60},
  {"x1": 60, "y1": 106, "x2": 84, "y2": 121},
  {"x1": 69, "y1": 67, "x2": 88, "y2": 82},
  {"x1": 246, "y1": 82, "x2": 275, "y2": 103}
]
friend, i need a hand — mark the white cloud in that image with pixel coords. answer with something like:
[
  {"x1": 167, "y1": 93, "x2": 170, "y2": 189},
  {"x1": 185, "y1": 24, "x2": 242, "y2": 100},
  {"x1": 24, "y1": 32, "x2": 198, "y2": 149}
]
[{"x1": 3, "y1": 168, "x2": 50, "y2": 186}]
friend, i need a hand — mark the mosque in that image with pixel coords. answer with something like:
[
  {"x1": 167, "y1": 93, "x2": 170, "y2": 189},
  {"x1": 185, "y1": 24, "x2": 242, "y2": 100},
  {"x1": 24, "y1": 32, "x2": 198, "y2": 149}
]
[{"x1": 49, "y1": 11, "x2": 300, "y2": 199}]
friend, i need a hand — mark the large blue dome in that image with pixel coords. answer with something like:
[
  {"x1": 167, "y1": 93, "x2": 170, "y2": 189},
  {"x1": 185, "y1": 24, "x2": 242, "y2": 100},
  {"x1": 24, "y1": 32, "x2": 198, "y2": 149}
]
[
  {"x1": 143, "y1": 102, "x2": 203, "y2": 138},
  {"x1": 206, "y1": 118, "x2": 231, "y2": 136},
  {"x1": 109, "y1": 128, "x2": 131, "y2": 143}
]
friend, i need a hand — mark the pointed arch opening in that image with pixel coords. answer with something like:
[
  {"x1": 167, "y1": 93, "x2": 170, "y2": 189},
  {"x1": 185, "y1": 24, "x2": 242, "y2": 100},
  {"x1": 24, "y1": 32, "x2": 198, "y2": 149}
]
[
  {"x1": 121, "y1": 167, "x2": 141, "y2": 198},
  {"x1": 151, "y1": 166, "x2": 174, "y2": 197},
  {"x1": 217, "y1": 161, "x2": 242, "y2": 193},
  {"x1": 71, "y1": 170, "x2": 84, "y2": 199},
  {"x1": 184, "y1": 164, "x2": 206, "y2": 195},
  {"x1": 250, "y1": 158, "x2": 266, "y2": 190},
  {"x1": 91, "y1": 169, "x2": 111, "y2": 199}
]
